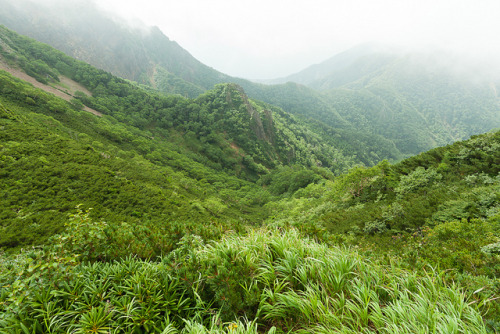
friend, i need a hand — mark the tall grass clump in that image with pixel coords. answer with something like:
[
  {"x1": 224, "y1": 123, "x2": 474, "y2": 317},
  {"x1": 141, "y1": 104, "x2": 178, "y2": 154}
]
[
  {"x1": 175, "y1": 228, "x2": 490, "y2": 333},
  {"x1": 1, "y1": 228, "x2": 492, "y2": 333}
]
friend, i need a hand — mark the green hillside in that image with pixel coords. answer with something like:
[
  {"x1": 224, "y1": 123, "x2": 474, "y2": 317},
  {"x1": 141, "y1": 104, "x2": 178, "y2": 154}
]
[
  {"x1": 323, "y1": 55, "x2": 500, "y2": 155},
  {"x1": 0, "y1": 12, "x2": 499, "y2": 334},
  {"x1": 0, "y1": 0, "x2": 230, "y2": 98},
  {"x1": 273, "y1": 47, "x2": 500, "y2": 156},
  {"x1": 0, "y1": 73, "x2": 258, "y2": 251},
  {"x1": 0, "y1": 24, "x2": 364, "y2": 251},
  {"x1": 0, "y1": 0, "x2": 409, "y2": 164},
  {"x1": 267, "y1": 130, "x2": 500, "y2": 245},
  {"x1": 2, "y1": 1, "x2": 499, "y2": 164},
  {"x1": 237, "y1": 81, "x2": 406, "y2": 165},
  {"x1": 0, "y1": 24, "x2": 359, "y2": 176}
]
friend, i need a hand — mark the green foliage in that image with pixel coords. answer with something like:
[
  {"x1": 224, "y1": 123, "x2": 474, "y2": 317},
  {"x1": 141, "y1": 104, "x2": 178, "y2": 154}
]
[
  {"x1": 1, "y1": 22, "x2": 361, "y2": 179},
  {"x1": 3, "y1": 1, "x2": 500, "y2": 168},
  {"x1": 259, "y1": 165, "x2": 322, "y2": 195},
  {"x1": 363, "y1": 220, "x2": 388, "y2": 235},
  {"x1": 0, "y1": 22, "x2": 499, "y2": 333},
  {"x1": 3, "y1": 229, "x2": 489, "y2": 333},
  {"x1": 267, "y1": 130, "x2": 500, "y2": 235},
  {"x1": 69, "y1": 97, "x2": 84, "y2": 110},
  {"x1": 55, "y1": 206, "x2": 110, "y2": 260},
  {"x1": 239, "y1": 81, "x2": 405, "y2": 167},
  {"x1": 0, "y1": 76, "x2": 259, "y2": 250},
  {"x1": 0, "y1": 253, "x2": 194, "y2": 332},
  {"x1": 395, "y1": 167, "x2": 442, "y2": 199},
  {"x1": 384, "y1": 217, "x2": 500, "y2": 277},
  {"x1": 302, "y1": 51, "x2": 500, "y2": 157},
  {"x1": 482, "y1": 242, "x2": 500, "y2": 255}
]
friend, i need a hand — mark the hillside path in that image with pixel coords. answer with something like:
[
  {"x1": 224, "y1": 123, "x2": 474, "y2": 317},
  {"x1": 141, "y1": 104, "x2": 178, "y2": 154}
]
[{"x1": 0, "y1": 59, "x2": 102, "y2": 116}]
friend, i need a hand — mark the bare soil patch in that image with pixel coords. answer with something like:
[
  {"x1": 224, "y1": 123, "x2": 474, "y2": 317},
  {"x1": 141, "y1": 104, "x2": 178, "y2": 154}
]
[{"x1": 0, "y1": 59, "x2": 101, "y2": 116}]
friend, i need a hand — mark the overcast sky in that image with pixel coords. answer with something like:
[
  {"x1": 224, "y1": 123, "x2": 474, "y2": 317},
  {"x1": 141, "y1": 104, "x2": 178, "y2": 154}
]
[{"x1": 94, "y1": 0, "x2": 500, "y2": 79}]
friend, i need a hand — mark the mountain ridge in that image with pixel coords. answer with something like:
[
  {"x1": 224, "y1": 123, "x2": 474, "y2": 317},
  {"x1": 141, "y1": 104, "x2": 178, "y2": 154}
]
[
  {"x1": 1, "y1": 0, "x2": 499, "y2": 163},
  {"x1": 0, "y1": 0, "x2": 232, "y2": 97}
]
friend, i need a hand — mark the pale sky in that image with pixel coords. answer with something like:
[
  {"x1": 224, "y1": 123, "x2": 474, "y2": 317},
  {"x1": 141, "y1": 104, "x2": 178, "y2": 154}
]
[{"x1": 95, "y1": 0, "x2": 500, "y2": 79}]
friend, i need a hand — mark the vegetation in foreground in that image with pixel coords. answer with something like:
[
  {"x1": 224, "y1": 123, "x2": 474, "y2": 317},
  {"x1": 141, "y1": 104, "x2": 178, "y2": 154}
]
[
  {"x1": 0, "y1": 227, "x2": 492, "y2": 333},
  {"x1": 0, "y1": 24, "x2": 498, "y2": 333}
]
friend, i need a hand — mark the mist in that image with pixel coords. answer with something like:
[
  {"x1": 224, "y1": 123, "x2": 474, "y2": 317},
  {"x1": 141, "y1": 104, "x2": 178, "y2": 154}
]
[
  {"x1": 91, "y1": 0, "x2": 500, "y2": 80},
  {"x1": 3, "y1": 0, "x2": 500, "y2": 80}
]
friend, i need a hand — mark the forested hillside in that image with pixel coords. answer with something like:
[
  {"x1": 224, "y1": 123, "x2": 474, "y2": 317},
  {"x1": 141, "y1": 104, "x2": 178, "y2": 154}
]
[
  {"x1": 2, "y1": 85, "x2": 499, "y2": 331},
  {"x1": 2, "y1": 0, "x2": 499, "y2": 164},
  {"x1": 1, "y1": 25, "x2": 363, "y2": 251},
  {"x1": 0, "y1": 0, "x2": 229, "y2": 98},
  {"x1": 0, "y1": 10, "x2": 499, "y2": 334},
  {"x1": 273, "y1": 46, "x2": 500, "y2": 156},
  {"x1": 0, "y1": 72, "x2": 258, "y2": 250},
  {"x1": 326, "y1": 54, "x2": 500, "y2": 154}
]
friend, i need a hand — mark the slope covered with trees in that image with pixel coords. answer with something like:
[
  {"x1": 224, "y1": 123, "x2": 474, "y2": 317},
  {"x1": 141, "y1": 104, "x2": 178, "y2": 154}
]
[
  {"x1": 0, "y1": 13, "x2": 499, "y2": 334},
  {"x1": 0, "y1": 0, "x2": 231, "y2": 98},
  {"x1": 0, "y1": 73, "x2": 257, "y2": 251},
  {"x1": 273, "y1": 46, "x2": 500, "y2": 156},
  {"x1": 323, "y1": 55, "x2": 500, "y2": 155},
  {"x1": 2, "y1": 1, "x2": 499, "y2": 164},
  {"x1": 0, "y1": 24, "x2": 360, "y2": 176},
  {"x1": 0, "y1": 1, "x2": 401, "y2": 166},
  {"x1": 0, "y1": 24, "x2": 365, "y2": 251}
]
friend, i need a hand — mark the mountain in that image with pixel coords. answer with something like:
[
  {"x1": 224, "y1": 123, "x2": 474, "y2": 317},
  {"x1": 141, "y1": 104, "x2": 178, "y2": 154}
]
[
  {"x1": 0, "y1": 24, "x2": 364, "y2": 249},
  {"x1": 322, "y1": 56, "x2": 500, "y2": 154},
  {"x1": 270, "y1": 46, "x2": 500, "y2": 156},
  {"x1": 0, "y1": 20, "x2": 499, "y2": 333},
  {"x1": 3, "y1": 20, "x2": 496, "y2": 259},
  {"x1": 268, "y1": 43, "x2": 394, "y2": 87},
  {"x1": 2, "y1": 68, "x2": 498, "y2": 330},
  {"x1": 0, "y1": 0, "x2": 232, "y2": 98},
  {"x1": 2, "y1": 1, "x2": 499, "y2": 165},
  {"x1": 0, "y1": 69, "x2": 263, "y2": 249},
  {"x1": 271, "y1": 43, "x2": 500, "y2": 91}
]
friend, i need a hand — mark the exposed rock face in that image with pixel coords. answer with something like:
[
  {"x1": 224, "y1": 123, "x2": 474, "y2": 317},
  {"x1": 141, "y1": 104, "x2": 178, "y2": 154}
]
[{"x1": 225, "y1": 83, "x2": 274, "y2": 143}]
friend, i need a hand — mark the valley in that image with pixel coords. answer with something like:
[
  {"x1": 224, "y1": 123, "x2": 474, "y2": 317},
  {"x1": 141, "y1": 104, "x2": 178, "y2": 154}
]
[{"x1": 0, "y1": 2, "x2": 499, "y2": 332}]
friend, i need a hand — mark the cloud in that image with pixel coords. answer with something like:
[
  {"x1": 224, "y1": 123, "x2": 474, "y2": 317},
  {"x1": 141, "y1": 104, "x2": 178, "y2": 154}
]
[{"x1": 15, "y1": 0, "x2": 500, "y2": 79}]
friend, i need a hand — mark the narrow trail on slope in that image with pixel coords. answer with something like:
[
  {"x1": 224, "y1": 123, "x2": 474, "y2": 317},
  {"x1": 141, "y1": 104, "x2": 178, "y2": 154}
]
[{"x1": 0, "y1": 59, "x2": 102, "y2": 117}]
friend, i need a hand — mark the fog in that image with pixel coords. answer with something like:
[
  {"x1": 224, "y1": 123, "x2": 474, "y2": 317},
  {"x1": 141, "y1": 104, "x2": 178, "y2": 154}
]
[
  {"x1": 5, "y1": 0, "x2": 500, "y2": 80},
  {"x1": 91, "y1": 0, "x2": 500, "y2": 80}
]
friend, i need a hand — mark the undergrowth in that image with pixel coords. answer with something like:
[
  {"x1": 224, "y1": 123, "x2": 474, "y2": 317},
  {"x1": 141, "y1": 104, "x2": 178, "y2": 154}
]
[{"x1": 1, "y1": 228, "x2": 493, "y2": 333}]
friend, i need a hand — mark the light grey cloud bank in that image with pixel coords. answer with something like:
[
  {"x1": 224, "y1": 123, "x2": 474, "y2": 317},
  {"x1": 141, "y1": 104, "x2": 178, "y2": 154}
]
[{"x1": 66, "y1": 0, "x2": 500, "y2": 79}]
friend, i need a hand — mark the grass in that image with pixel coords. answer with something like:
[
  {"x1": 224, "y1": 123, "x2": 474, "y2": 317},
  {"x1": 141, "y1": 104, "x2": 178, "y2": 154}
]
[{"x1": 0, "y1": 228, "x2": 491, "y2": 333}]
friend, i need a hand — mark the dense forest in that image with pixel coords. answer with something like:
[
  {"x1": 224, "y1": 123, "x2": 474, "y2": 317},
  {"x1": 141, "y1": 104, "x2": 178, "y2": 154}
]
[
  {"x1": 1, "y1": 0, "x2": 498, "y2": 162},
  {"x1": 0, "y1": 20, "x2": 499, "y2": 334}
]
